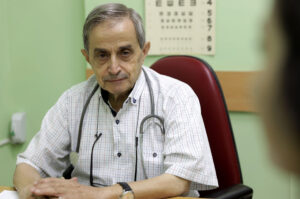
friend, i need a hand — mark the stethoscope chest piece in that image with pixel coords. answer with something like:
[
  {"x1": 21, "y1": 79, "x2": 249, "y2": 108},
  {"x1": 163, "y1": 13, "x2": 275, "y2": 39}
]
[{"x1": 70, "y1": 151, "x2": 79, "y2": 166}]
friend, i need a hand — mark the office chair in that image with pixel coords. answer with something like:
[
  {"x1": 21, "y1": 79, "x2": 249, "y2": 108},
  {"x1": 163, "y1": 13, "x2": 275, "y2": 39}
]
[{"x1": 151, "y1": 56, "x2": 253, "y2": 199}]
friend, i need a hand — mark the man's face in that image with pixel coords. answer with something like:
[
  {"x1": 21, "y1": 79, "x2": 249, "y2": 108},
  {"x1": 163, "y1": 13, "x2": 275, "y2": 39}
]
[{"x1": 82, "y1": 17, "x2": 150, "y2": 98}]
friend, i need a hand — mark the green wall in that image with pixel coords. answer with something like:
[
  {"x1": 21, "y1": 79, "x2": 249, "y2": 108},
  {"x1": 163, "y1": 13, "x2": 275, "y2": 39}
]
[
  {"x1": 0, "y1": 0, "x2": 299, "y2": 199},
  {"x1": 0, "y1": 0, "x2": 86, "y2": 185}
]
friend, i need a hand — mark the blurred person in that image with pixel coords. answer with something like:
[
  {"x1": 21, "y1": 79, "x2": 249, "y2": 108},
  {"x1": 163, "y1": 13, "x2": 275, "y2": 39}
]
[
  {"x1": 259, "y1": 0, "x2": 300, "y2": 176},
  {"x1": 13, "y1": 3, "x2": 218, "y2": 199}
]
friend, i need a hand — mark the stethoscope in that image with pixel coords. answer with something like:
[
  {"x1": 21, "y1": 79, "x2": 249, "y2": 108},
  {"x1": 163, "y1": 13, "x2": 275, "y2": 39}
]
[{"x1": 67, "y1": 68, "x2": 165, "y2": 187}]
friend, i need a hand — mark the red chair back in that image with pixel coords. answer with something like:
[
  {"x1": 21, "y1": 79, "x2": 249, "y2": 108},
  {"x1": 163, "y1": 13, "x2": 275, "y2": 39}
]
[{"x1": 151, "y1": 56, "x2": 243, "y2": 193}]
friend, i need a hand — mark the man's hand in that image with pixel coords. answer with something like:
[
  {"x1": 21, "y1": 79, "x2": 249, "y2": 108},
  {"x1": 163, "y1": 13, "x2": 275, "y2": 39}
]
[
  {"x1": 14, "y1": 163, "x2": 47, "y2": 199},
  {"x1": 15, "y1": 163, "x2": 190, "y2": 199},
  {"x1": 17, "y1": 183, "x2": 51, "y2": 199},
  {"x1": 30, "y1": 177, "x2": 120, "y2": 199},
  {"x1": 31, "y1": 177, "x2": 87, "y2": 199}
]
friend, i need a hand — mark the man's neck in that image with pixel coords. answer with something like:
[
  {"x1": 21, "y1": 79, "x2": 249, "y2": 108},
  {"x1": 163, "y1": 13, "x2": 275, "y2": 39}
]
[{"x1": 108, "y1": 92, "x2": 130, "y2": 112}]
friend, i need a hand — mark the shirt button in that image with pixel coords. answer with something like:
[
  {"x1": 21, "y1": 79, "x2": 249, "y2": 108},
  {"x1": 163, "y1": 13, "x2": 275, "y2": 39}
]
[
  {"x1": 153, "y1": 152, "x2": 157, "y2": 158},
  {"x1": 117, "y1": 152, "x2": 122, "y2": 157},
  {"x1": 116, "y1": 119, "x2": 120, "y2": 124},
  {"x1": 133, "y1": 98, "x2": 136, "y2": 103}
]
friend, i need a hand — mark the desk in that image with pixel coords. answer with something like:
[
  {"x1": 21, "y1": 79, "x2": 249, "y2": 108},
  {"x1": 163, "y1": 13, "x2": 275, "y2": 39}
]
[
  {"x1": 0, "y1": 186, "x2": 14, "y2": 192},
  {"x1": 0, "y1": 186, "x2": 207, "y2": 199}
]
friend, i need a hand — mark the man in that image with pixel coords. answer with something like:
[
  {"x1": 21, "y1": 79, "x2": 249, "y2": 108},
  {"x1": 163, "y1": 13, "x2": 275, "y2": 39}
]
[{"x1": 13, "y1": 3, "x2": 218, "y2": 199}]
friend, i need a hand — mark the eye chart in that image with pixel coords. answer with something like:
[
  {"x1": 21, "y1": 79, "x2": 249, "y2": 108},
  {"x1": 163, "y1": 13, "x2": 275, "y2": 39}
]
[{"x1": 145, "y1": 0, "x2": 216, "y2": 55}]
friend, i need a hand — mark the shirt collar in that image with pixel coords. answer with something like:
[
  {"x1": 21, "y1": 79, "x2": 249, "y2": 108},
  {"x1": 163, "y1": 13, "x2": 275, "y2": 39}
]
[{"x1": 127, "y1": 66, "x2": 146, "y2": 105}]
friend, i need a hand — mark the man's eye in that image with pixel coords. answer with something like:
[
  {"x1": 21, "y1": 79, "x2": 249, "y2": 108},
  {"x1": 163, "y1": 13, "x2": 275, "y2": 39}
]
[
  {"x1": 121, "y1": 50, "x2": 131, "y2": 57},
  {"x1": 98, "y1": 53, "x2": 108, "y2": 58}
]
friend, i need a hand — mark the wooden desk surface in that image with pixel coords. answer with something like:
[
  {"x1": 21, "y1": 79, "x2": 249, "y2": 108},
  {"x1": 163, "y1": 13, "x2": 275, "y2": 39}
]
[
  {"x1": 0, "y1": 186, "x2": 15, "y2": 192},
  {"x1": 0, "y1": 186, "x2": 207, "y2": 199}
]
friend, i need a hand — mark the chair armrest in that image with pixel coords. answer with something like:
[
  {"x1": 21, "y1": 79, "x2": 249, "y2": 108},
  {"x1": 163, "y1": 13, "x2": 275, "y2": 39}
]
[{"x1": 202, "y1": 184, "x2": 253, "y2": 199}]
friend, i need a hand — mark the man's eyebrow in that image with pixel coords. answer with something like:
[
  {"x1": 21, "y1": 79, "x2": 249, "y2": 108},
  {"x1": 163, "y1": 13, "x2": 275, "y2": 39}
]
[
  {"x1": 119, "y1": 45, "x2": 133, "y2": 50},
  {"x1": 94, "y1": 48, "x2": 108, "y2": 53}
]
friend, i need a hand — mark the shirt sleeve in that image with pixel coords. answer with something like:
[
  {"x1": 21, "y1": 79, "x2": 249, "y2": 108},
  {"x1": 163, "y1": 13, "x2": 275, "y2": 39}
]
[
  {"x1": 163, "y1": 84, "x2": 218, "y2": 191},
  {"x1": 17, "y1": 90, "x2": 71, "y2": 177}
]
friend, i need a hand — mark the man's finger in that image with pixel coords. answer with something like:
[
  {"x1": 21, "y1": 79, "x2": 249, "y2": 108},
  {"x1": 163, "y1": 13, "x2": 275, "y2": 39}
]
[
  {"x1": 70, "y1": 177, "x2": 78, "y2": 182},
  {"x1": 31, "y1": 184, "x2": 61, "y2": 197}
]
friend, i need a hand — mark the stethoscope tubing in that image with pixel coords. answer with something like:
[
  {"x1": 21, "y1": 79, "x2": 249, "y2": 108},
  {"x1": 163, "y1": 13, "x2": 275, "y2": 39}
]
[
  {"x1": 76, "y1": 68, "x2": 164, "y2": 185},
  {"x1": 76, "y1": 84, "x2": 100, "y2": 153}
]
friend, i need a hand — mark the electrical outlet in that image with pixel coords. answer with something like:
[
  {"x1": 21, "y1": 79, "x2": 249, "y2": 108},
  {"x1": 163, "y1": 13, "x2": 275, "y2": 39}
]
[{"x1": 10, "y1": 112, "x2": 26, "y2": 144}]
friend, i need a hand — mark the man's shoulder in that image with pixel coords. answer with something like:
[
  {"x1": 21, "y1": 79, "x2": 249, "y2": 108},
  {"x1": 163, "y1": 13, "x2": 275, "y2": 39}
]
[
  {"x1": 63, "y1": 75, "x2": 98, "y2": 99},
  {"x1": 144, "y1": 66, "x2": 193, "y2": 95}
]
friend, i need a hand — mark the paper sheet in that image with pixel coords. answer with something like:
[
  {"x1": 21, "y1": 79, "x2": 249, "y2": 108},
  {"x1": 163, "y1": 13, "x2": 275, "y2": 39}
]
[
  {"x1": 145, "y1": 0, "x2": 216, "y2": 55},
  {"x1": 0, "y1": 190, "x2": 19, "y2": 199}
]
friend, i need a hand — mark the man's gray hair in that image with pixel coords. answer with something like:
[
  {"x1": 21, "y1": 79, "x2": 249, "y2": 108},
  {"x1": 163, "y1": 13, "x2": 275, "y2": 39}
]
[{"x1": 83, "y1": 3, "x2": 145, "y2": 52}]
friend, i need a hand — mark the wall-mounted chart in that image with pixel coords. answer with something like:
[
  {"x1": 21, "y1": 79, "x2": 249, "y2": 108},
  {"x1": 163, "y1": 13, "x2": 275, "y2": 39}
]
[{"x1": 145, "y1": 0, "x2": 216, "y2": 55}]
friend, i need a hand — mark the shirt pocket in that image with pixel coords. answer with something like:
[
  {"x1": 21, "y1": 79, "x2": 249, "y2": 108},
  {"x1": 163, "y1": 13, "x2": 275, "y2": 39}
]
[
  {"x1": 140, "y1": 119, "x2": 165, "y2": 178},
  {"x1": 142, "y1": 150, "x2": 164, "y2": 178}
]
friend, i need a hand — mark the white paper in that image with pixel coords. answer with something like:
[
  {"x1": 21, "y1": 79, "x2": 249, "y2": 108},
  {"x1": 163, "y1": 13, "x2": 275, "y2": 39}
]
[
  {"x1": 0, "y1": 190, "x2": 19, "y2": 199},
  {"x1": 145, "y1": 0, "x2": 216, "y2": 55}
]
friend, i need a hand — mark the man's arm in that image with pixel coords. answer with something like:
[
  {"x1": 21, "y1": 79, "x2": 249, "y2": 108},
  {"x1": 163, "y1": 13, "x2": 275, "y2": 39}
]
[
  {"x1": 124, "y1": 173, "x2": 190, "y2": 199},
  {"x1": 30, "y1": 173, "x2": 190, "y2": 199},
  {"x1": 13, "y1": 163, "x2": 42, "y2": 199}
]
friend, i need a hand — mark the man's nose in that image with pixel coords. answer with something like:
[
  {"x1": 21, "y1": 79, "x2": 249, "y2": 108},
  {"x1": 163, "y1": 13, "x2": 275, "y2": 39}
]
[{"x1": 108, "y1": 55, "x2": 121, "y2": 75}]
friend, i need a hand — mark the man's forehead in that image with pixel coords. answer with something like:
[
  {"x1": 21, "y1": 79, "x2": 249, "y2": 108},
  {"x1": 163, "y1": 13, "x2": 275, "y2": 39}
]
[
  {"x1": 96, "y1": 16, "x2": 129, "y2": 28},
  {"x1": 92, "y1": 38, "x2": 136, "y2": 48},
  {"x1": 88, "y1": 18, "x2": 139, "y2": 51},
  {"x1": 93, "y1": 44, "x2": 133, "y2": 52},
  {"x1": 90, "y1": 17, "x2": 134, "y2": 36}
]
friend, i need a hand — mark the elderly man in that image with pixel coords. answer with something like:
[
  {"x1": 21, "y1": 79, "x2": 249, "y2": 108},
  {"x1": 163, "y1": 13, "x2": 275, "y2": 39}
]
[{"x1": 13, "y1": 3, "x2": 218, "y2": 199}]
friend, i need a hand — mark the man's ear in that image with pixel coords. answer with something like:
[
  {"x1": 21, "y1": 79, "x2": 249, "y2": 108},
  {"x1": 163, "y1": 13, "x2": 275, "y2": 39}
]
[
  {"x1": 142, "y1": 42, "x2": 151, "y2": 58},
  {"x1": 81, "y1": 49, "x2": 90, "y2": 63}
]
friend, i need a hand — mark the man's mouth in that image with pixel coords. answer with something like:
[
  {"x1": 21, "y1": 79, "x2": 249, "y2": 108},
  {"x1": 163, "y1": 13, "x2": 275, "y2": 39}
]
[{"x1": 106, "y1": 78, "x2": 126, "y2": 83}]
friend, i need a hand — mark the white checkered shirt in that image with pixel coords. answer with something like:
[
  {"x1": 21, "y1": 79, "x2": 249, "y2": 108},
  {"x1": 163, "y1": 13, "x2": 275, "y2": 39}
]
[{"x1": 17, "y1": 66, "x2": 218, "y2": 197}]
